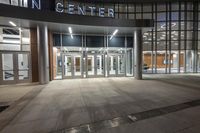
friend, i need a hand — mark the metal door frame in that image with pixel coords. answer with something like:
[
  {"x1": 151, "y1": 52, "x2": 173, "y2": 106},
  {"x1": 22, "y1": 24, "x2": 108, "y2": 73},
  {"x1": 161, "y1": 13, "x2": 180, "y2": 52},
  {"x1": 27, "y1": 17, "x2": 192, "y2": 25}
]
[
  {"x1": 0, "y1": 51, "x2": 31, "y2": 85},
  {"x1": 62, "y1": 53, "x2": 83, "y2": 79},
  {"x1": 86, "y1": 53, "x2": 105, "y2": 78},
  {"x1": 107, "y1": 53, "x2": 126, "y2": 77}
]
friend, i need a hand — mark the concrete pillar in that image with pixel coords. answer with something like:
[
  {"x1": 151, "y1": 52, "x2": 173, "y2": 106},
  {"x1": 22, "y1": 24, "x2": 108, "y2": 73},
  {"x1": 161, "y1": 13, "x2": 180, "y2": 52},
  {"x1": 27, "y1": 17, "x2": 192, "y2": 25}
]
[
  {"x1": 134, "y1": 29, "x2": 143, "y2": 80},
  {"x1": 37, "y1": 25, "x2": 49, "y2": 84}
]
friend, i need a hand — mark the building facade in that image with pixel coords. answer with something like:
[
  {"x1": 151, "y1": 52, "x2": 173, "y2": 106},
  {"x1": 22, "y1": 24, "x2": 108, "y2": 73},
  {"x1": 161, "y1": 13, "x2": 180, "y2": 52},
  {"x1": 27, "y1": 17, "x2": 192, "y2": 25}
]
[{"x1": 0, "y1": 0, "x2": 199, "y2": 84}]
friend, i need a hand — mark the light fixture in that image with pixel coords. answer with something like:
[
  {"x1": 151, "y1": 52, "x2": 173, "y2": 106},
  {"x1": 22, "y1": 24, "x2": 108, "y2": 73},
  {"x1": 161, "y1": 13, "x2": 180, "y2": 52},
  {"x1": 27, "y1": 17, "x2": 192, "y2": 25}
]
[
  {"x1": 18, "y1": 28, "x2": 22, "y2": 32},
  {"x1": 70, "y1": 34, "x2": 73, "y2": 39},
  {"x1": 110, "y1": 29, "x2": 118, "y2": 40},
  {"x1": 68, "y1": 27, "x2": 72, "y2": 34},
  {"x1": 9, "y1": 21, "x2": 17, "y2": 27},
  {"x1": 68, "y1": 27, "x2": 73, "y2": 39}
]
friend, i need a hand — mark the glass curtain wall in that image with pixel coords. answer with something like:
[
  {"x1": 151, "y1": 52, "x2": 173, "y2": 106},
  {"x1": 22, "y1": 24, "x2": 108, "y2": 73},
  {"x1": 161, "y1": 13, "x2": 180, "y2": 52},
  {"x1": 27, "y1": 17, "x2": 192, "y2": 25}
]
[{"x1": 109, "y1": 1, "x2": 199, "y2": 74}]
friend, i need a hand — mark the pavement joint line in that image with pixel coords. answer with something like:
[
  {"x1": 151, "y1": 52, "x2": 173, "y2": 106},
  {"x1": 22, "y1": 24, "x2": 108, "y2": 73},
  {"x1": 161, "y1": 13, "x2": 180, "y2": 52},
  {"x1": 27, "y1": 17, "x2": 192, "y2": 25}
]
[
  {"x1": 51, "y1": 98, "x2": 200, "y2": 133},
  {"x1": 0, "y1": 85, "x2": 46, "y2": 132},
  {"x1": 0, "y1": 105, "x2": 9, "y2": 113}
]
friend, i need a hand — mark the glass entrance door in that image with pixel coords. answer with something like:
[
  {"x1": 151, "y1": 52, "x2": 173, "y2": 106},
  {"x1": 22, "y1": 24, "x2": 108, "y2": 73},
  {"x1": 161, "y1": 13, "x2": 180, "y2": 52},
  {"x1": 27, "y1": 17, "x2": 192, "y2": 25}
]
[
  {"x1": 87, "y1": 54, "x2": 105, "y2": 77},
  {"x1": 108, "y1": 54, "x2": 125, "y2": 77},
  {"x1": 0, "y1": 52, "x2": 30, "y2": 84},
  {"x1": 1, "y1": 53, "x2": 15, "y2": 83},
  {"x1": 63, "y1": 55, "x2": 72, "y2": 78},
  {"x1": 62, "y1": 54, "x2": 82, "y2": 78},
  {"x1": 87, "y1": 55, "x2": 95, "y2": 76},
  {"x1": 96, "y1": 54, "x2": 104, "y2": 76},
  {"x1": 118, "y1": 54, "x2": 125, "y2": 75},
  {"x1": 108, "y1": 55, "x2": 117, "y2": 76},
  {"x1": 74, "y1": 55, "x2": 82, "y2": 77}
]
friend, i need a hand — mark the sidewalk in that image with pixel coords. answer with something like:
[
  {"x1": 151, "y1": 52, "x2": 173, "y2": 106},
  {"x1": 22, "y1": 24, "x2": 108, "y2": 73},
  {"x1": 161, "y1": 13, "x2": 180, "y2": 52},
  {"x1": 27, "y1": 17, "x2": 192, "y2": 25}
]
[
  {"x1": 0, "y1": 74, "x2": 200, "y2": 133},
  {"x1": 0, "y1": 83, "x2": 39, "y2": 105}
]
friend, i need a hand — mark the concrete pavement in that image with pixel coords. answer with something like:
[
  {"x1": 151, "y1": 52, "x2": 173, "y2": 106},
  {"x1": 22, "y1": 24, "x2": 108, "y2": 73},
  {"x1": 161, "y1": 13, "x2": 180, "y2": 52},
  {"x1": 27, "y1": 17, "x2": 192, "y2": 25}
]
[{"x1": 0, "y1": 74, "x2": 200, "y2": 133}]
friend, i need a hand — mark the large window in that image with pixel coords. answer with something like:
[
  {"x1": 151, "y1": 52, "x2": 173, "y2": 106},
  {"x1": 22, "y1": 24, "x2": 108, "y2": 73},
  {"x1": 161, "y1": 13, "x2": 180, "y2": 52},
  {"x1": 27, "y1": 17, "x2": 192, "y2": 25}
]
[
  {"x1": 0, "y1": 26, "x2": 31, "y2": 84},
  {"x1": 0, "y1": 0, "x2": 28, "y2": 7},
  {"x1": 141, "y1": 2, "x2": 200, "y2": 74},
  {"x1": 0, "y1": 27, "x2": 30, "y2": 51}
]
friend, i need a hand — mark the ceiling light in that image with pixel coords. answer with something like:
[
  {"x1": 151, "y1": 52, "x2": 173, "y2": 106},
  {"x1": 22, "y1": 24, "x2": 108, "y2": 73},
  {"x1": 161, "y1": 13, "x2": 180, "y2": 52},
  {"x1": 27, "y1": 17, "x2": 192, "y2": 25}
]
[
  {"x1": 68, "y1": 27, "x2": 72, "y2": 34},
  {"x1": 18, "y1": 28, "x2": 22, "y2": 32},
  {"x1": 68, "y1": 27, "x2": 73, "y2": 39},
  {"x1": 110, "y1": 29, "x2": 118, "y2": 40},
  {"x1": 9, "y1": 21, "x2": 16, "y2": 27},
  {"x1": 113, "y1": 29, "x2": 118, "y2": 36}
]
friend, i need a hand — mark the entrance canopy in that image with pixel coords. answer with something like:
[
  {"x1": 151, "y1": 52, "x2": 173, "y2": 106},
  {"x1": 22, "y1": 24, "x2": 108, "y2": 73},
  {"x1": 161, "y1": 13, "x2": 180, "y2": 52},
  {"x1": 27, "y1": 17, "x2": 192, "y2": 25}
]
[
  {"x1": 0, "y1": 4, "x2": 153, "y2": 34},
  {"x1": 0, "y1": 3, "x2": 153, "y2": 83}
]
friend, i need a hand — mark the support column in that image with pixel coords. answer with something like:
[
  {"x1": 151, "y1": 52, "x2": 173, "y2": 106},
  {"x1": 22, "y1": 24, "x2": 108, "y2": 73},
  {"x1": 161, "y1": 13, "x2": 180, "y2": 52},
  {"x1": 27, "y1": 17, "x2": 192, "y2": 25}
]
[
  {"x1": 134, "y1": 29, "x2": 143, "y2": 80},
  {"x1": 37, "y1": 25, "x2": 49, "y2": 84}
]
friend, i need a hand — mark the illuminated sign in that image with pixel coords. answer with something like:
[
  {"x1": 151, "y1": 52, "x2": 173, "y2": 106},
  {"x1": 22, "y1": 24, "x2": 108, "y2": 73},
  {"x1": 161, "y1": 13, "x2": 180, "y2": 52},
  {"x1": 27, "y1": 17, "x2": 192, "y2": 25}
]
[
  {"x1": 3, "y1": 0, "x2": 41, "y2": 10},
  {"x1": 3, "y1": 0, "x2": 114, "y2": 17},
  {"x1": 55, "y1": 1, "x2": 114, "y2": 18},
  {"x1": 32, "y1": 0, "x2": 41, "y2": 10}
]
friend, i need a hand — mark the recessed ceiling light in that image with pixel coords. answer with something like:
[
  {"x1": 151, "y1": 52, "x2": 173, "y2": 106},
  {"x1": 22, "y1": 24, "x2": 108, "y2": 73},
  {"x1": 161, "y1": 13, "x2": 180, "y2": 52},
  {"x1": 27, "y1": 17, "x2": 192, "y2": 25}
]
[
  {"x1": 68, "y1": 27, "x2": 72, "y2": 34},
  {"x1": 110, "y1": 29, "x2": 118, "y2": 40},
  {"x1": 68, "y1": 27, "x2": 73, "y2": 39},
  {"x1": 9, "y1": 21, "x2": 16, "y2": 27}
]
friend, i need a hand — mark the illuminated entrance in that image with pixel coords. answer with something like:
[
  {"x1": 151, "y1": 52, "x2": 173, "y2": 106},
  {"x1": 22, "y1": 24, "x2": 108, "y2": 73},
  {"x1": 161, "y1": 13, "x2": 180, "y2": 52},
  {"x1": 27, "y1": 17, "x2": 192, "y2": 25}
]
[{"x1": 52, "y1": 34, "x2": 134, "y2": 79}]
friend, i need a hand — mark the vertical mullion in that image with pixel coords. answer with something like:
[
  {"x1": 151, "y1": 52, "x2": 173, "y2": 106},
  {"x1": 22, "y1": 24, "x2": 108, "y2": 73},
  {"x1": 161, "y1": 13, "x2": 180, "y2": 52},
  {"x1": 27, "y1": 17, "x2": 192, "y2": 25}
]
[
  {"x1": 169, "y1": 2, "x2": 172, "y2": 74},
  {"x1": 178, "y1": 2, "x2": 181, "y2": 73},
  {"x1": 151, "y1": 3, "x2": 154, "y2": 73},
  {"x1": 197, "y1": 2, "x2": 199, "y2": 73},
  {"x1": 165, "y1": 3, "x2": 168, "y2": 74},
  {"x1": 134, "y1": 3, "x2": 136, "y2": 19},
  {"x1": 184, "y1": 2, "x2": 187, "y2": 73},
  {"x1": 141, "y1": 3, "x2": 143, "y2": 19},
  {"x1": 127, "y1": 3, "x2": 129, "y2": 19},
  {"x1": 118, "y1": 3, "x2": 120, "y2": 19},
  {"x1": 155, "y1": 3, "x2": 157, "y2": 73},
  {"x1": 0, "y1": 53, "x2": 2, "y2": 83},
  {"x1": 194, "y1": 2, "x2": 198, "y2": 73},
  {"x1": 114, "y1": 3, "x2": 116, "y2": 19}
]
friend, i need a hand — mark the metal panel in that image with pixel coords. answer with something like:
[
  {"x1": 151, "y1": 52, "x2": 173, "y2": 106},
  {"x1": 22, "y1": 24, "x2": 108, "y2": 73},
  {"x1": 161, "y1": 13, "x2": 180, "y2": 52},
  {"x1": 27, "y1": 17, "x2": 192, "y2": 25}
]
[
  {"x1": 86, "y1": 36, "x2": 104, "y2": 47},
  {"x1": 0, "y1": 4, "x2": 153, "y2": 28},
  {"x1": 62, "y1": 35, "x2": 82, "y2": 47}
]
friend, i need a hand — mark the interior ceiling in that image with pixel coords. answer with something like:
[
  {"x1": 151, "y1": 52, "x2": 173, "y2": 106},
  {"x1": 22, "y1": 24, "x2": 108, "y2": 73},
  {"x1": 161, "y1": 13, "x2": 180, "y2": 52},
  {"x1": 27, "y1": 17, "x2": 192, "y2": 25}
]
[{"x1": 0, "y1": 17, "x2": 152, "y2": 35}]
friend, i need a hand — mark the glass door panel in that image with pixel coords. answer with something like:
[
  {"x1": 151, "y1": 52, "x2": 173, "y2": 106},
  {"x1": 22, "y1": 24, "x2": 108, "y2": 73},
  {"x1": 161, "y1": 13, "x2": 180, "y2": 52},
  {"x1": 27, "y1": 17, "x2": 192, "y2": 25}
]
[
  {"x1": 87, "y1": 55, "x2": 95, "y2": 76},
  {"x1": 96, "y1": 55, "x2": 104, "y2": 76},
  {"x1": 74, "y1": 56, "x2": 82, "y2": 76},
  {"x1": 18, "y1": 53, "x2": 29, "y2": 80},
  {"x1": 2, "y1": 54, "x2": 14, "y2": 81},
  {"x1": 126, "y1": 49, "x2": 133, "y2": 76},
  {"x1": 109, "y1": 55, "x2": 117, "y2": 76},
  {"x1": 118, "y1": 55, "x2": 125, "y2": 75},
  {"x1": 63, "y1": 55, "x2": 72, "y2": 77}
]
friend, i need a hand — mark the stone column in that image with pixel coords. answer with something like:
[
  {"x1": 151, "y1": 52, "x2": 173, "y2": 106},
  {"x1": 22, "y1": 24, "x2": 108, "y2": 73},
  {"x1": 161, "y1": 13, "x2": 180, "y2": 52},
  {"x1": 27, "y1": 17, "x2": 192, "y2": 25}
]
[
  {"x1": 37, "y1": 25, "x2": 49, "y2": 84},
  {"x1": 134, "y1": 29, "x2": 143, "y2": 80}
]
